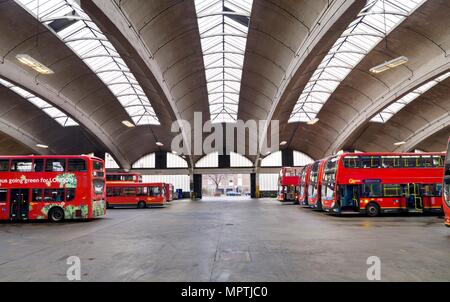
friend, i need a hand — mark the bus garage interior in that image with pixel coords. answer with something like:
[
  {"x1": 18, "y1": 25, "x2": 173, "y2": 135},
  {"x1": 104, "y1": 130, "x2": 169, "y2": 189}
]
[{"x1": 0, "y1": 0, "x2": 449, "y2": 282}]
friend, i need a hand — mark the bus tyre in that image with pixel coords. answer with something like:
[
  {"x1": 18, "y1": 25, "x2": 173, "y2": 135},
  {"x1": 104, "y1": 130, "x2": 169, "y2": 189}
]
[
  {"x1": 137, "y1": 201, "x2": 146, "y2": 209},
  {"x1": 366, "y1": 203, "x2": 380, "y2": 217},
  {"x1": 48, "y1": 207, "x2": 65, "y2": 222}
]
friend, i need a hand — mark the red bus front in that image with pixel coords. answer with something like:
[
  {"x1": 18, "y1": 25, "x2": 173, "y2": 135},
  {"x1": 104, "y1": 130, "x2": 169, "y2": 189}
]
[
  {"x1": 307, "y1": 160, "x2": 326, "y2": 210},
  {"x1": 321, "y1": 152, "x2": 445, "y2": 217},
  {"x1": 444, "y1": 138, "x2": 450, "y2": 227},
  {"x1": 298, "y1": 165, "x2": 311, "y2": 205},
  {"x1": 0, "y1": 155, "x2": 106, "y2": 222},
  {"x1": 106, "y1": 182, "x2": 167, "y2": 208},
  {"x1": 277, "y1": 167, "x2": 300, "y2": 203}
]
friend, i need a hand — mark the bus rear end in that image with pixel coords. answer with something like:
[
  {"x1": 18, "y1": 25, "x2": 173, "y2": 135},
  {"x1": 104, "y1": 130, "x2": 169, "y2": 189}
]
[
  {"x1": 444, "y1": 138, "x2": 450, "y2": 227},
  {"x1": 91, "y1": 158, "x2": 106, "y2": 218},
  {"x1": 277, "y1": 168, "x2": 300, "y2": 203}
]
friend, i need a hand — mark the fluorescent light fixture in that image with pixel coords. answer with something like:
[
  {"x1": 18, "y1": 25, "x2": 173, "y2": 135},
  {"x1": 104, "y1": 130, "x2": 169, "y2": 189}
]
[
  {"x1": 156, "y1": 142, "x2": 164, "y2": 147},
  {"x1": 172, "y1": 150, "x2": 177, "y2": 154},
  {"x1": 280, "y1": 141, "x2": 287, "y2": 146},
  {"x1": 307, "y1": 118, "x2": 319, "y2": 125},
  {"x1": 370, "y1": 56, "x2": 408, "y2": 74},
  {"x1": 36, "y1": 144, "x2": 49, "y2": 149},
  {"x1": 121, "y1": 120, "x2": 135, "y2": 128},
  {"x1": 394, "y1": 141, "x2": 406, "y2": 146},
  {"x1": 16, "y1": 54, "x2": 54, "y2": 75}
]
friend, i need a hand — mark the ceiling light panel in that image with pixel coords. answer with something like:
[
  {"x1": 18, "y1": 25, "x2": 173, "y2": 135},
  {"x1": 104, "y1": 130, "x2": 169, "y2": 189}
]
[
  {"x1": 371, "y1": 71, "x2": 450, "y2": 123},
  {"x1": 195, "y1": 0, "x2": 253, "y2": 124},
  {"x1": 16, "y1": 0, "x2": 160, "y2": 126},
  {"x1": 0, "y1": 78, "x2": 78, "y2": 127},
  {"x1": 289, "y1": 0, "x2": 425, "y2": 123}
]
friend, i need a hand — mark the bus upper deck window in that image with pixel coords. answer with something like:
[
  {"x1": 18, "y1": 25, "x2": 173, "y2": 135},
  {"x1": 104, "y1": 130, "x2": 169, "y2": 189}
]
[
  {"x1": 0, "y1": 160, "x2": 9, "y2": 172},
  {"x1": 11, "y1": 159, "x2": 33, "y2": 172},
  {"x1": 46, "y1": 159, "x2": 66, "y2": 172},
  {"x1": 33, "y1": 159, "x2": 44, "y2": 172},
  {"x1": 68, "y1": 159, "x2": 87, "y2": 172}
]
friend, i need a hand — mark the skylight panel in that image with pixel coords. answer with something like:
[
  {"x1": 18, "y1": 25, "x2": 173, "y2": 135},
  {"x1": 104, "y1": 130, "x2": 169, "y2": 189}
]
[
  {"x1": 371, "y1": 71, "x2": 450, "y2": 123},
  {"x1": 16, "y1": 0, "x2": 159, "y2": 126},
  {"x1": 289, "y1": 0, "x2": 425, "y2": 123},
  {"x1": 0, "y1": 78, "x2": 78, "y2": 127},
  {"x1": 195, "y1": 0, "x2": 253, "y2": 123}
]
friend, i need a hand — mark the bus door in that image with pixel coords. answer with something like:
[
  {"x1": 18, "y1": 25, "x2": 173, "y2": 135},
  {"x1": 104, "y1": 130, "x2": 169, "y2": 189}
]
[
  {"x1": 9, "y1": 189, "x2": 29, "y2": 221},
  {"x1": 406, "y1": 184, "x2": 423, "y2": 211},
  {"x1": 340, "y1": 185, "x2": 359, "y2": 210}
]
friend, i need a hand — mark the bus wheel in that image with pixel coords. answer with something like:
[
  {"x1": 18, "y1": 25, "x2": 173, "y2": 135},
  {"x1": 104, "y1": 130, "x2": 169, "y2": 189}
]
[
  {"x1": 137, "y1": 201, "x2": 146, "y2": 209},
  {"x1": 366, "y1": 203, "x2": 380, "y2": 217},
  {"x1": 48, "y1": 207, "x2": 65, "y2": 222}
]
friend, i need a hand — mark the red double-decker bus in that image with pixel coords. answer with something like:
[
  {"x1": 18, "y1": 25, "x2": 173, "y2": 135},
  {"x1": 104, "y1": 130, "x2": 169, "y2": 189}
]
[
  {"x1": 307, "y1": 159, "x2": 326, "y2": 210},
  {"x1": 106, "y1": 172, "x2": 141, "y2": 184},
  {"x1": 298, "y1": 164, "x2": 312, "y2": 205},
  {"x1": 321, "y1": 152, "x2": 445, "y2": 216},
  {"x1": 444, "y1": 138, "x2": 450, "y2": 227},
  {"x1": 0, "y1": 155, "x2": 106, "y2": 222},
  {"x1": 106, "y1": 182, "x2": 167, "y2": 208},
  {"x1": 277, "y1": 167, "x2": 300, "y2": 203}
]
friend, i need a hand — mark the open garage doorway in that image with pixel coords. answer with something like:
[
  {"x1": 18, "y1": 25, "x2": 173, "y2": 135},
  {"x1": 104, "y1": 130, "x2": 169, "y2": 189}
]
[{"x1": 202, "y1": 174, "x2": 251, "y2": 200}]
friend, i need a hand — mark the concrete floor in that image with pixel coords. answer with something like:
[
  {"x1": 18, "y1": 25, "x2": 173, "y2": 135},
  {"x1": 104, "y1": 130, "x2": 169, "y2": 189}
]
[{"x1": 0, "y1": 198, "x2": 449, "y2": 281}]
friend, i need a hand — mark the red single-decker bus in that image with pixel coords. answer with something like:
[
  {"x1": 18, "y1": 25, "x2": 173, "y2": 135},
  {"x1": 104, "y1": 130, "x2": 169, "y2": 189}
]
[{"x1": 106, "y1": 182, "x2": 167, "y2": 208}]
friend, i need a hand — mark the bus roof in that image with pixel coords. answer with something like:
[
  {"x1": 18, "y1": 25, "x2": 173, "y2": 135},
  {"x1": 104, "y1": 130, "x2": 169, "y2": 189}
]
[
  {"x1": 337, "y1": 151, "x2": 445, "y2": 158},
  {"x1": 0, "y1": 155, "x2": 103, "y2": 161}
]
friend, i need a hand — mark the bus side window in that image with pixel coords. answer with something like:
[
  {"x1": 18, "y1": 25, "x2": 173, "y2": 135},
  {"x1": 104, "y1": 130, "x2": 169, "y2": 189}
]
[
  {"x1": 11, "y1": 159, "x2": 33, "y2": 172},
  {"x1": 32, "y1": 189, "x2": 43, "y2": 202},
  {"x1": 66, "y1": 189, "x2": 76, "y2": 202},
  {"x1": 421, "y1": 156, "x2": 433, "y2": 167},
  {"x1": 33, "y1": 159, "x2": 44, "y2": 172},
  {"x1": 0, "y1": 160, "x2": 10, "y2": 172},
  {"x1": 149, "y1": 186, "x2": 160, "y2": 197},
  {"x1": 68, "y1": 159, "x2": 87, "y2": 172},
  {"x1": 433, "y1": 156, "x2": 444, "y2": 167},
  {"x1": 123, "y1": 187, "x2": 136, "y2": 196},
  {"x1": 44, "y1": 189, "x2": 65, "y2": 202},
  {"x1": 45, "y1": 159, "x2": 66, "y2": 172},
  {"x1": 0, "y1": 189, "x2": 7, "y2": 202},
  {"x1": 137, "y1": 187, "x2": 148, "y2": 196},
  {"x1": 106, "y1": 188, "x2": 113, "y2": 197}
]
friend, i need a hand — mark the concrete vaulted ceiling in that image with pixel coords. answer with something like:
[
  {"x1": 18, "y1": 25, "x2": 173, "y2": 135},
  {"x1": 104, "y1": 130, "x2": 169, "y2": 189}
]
[
  {"x1": 277, "y1": 0, "x2": 450, "y2": 159},
  {"x1": 0, "y1": 0, "x2": 448, "y2": 168}
]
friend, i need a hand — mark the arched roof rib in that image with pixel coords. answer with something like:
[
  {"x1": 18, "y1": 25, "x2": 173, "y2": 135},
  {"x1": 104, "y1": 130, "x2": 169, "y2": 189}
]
[
  {"x1": 16, "y1": 0, "x2": 160, "y2": 126},
  {"x1": 289, "y1": 0, "x2": 425, "y2": 123}
]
